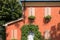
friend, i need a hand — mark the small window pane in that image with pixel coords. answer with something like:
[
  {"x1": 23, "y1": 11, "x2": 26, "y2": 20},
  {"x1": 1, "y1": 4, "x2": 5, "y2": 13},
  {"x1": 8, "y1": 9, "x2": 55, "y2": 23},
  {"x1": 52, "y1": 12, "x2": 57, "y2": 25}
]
[
  {"x1": 45, "y1": 7, "x2": 51, "y2": 16},
  {"x1": 44, "y1": 30, "x2": 50, "y2": 39},
  {"x1": 14, "y1": 30, "x2": 17, "y2": 39},
  {"x1": 29, "y1": 7, "x2": 35, "y2": 16},
  {"x1": 28, "y1": 31, "x2": 34, "y2": 40},
  {"x1": 11, "y1": 30, "x2": 17, "y2": 39}
]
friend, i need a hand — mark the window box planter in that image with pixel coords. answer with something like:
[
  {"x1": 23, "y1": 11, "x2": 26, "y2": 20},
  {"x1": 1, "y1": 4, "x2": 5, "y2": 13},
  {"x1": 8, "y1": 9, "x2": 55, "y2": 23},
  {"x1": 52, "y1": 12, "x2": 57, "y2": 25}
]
[
  {"x1": 44, "y1": 15, "x2": 51, "y2": 23},
  {"x1": 28, "y1": 16, "x2": 35, "y2": 20}
]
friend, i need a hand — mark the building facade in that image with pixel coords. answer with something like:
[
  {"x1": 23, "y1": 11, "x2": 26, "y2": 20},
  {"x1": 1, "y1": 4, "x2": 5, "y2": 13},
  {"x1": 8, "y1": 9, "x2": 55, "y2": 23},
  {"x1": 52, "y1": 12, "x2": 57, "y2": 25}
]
[{"x1": 6, "y1": 0, "x2": 60, "y2": 40}]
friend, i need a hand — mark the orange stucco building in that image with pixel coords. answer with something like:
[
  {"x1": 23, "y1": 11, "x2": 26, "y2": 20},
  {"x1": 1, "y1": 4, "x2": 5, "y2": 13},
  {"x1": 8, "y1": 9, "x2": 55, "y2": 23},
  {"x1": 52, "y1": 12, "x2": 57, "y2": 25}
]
[{"x1": 6, "y1": 0, "x2": 60, "y2": 40}]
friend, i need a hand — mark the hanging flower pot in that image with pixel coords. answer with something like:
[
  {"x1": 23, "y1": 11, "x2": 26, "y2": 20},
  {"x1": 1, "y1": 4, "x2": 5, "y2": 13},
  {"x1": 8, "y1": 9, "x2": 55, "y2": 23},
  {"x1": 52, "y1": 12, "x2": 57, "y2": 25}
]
[
  {"x1": 28, "y1": 16, "x2": 35, "y2": 23},
  {"x1": 28, "y1": 16, "x2": 35, "y2": 20},
  {"x1": 44, "y1": 15, "x2": 51, "y2": 23}
]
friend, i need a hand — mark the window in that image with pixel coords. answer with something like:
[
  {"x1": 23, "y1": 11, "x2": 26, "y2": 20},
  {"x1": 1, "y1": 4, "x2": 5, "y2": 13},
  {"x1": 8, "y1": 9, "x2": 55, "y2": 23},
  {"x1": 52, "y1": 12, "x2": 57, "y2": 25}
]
[
  {"x1": 44, "y1": 30, "x2": 50, "y2": 39},
  {"x1": 45, "y1": 7, "x2": 51, "y2": 17},
  {"x1": 28, "y1": 31, "x2": 34, "y2": 40},
  {"x1": 29, "y1": 7, "x2": 35, "y2": 16},
  {"x1": 11, "y1": 29, "x2": 17, "y2": 39}
]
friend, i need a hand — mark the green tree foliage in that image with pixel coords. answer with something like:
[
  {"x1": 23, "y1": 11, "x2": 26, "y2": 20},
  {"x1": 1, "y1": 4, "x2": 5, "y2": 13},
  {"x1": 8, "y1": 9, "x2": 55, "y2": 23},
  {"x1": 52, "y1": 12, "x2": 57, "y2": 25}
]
[
  {"x1": 21, "y1": 24, "x2": 43, "y2": 40},
  {"x1": 0, "y1": 26, "x2": 6, "y2": 40},
  {"x1": 0, "y1": 0, "x2": 22, "y2": 25}
]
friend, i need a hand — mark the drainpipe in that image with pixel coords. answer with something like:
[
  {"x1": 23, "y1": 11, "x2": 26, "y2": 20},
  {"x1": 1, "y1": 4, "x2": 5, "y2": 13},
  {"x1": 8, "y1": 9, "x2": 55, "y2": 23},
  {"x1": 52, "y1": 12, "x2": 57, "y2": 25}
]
[{"x1": 22, "y1": 0, "x2": 26, "y2": 24}]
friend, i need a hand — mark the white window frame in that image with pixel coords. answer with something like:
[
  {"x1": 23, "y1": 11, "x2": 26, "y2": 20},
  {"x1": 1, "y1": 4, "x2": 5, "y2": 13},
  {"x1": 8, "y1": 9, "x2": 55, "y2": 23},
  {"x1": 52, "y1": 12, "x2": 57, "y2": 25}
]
[
  {"x1": 28, "y1": 32, "x2": 34, "y2": 40},
  {"x1": 11, "y1": 29, "x2": 17, "y2": 39},
  {"x1": 45, "y1": 7, "x2": 51, "y2": 17},
  {"x1": 29, "y1": 7, "x2": 35, "y2": 16}
]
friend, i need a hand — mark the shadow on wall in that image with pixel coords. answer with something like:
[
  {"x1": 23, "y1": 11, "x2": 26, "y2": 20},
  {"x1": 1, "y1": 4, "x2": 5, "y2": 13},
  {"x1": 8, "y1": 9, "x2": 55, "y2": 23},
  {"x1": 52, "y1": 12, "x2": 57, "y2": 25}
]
[
  {"x1": 50, "y1": 25, "x2": 57, "y2": 40},
  {"x1": 14, "y1": 20, "x2": 23, "y2": 27},
  {"x1": 50, "y1": 23, "x2": 60, "y2": 40}
]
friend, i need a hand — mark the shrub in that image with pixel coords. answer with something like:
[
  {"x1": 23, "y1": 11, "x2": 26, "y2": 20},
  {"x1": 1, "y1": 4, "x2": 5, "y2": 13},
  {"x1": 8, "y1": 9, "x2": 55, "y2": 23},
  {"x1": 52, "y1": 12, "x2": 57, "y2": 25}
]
[{"x1": 21, "y1": 24, "x2": 43, "y2": 40}]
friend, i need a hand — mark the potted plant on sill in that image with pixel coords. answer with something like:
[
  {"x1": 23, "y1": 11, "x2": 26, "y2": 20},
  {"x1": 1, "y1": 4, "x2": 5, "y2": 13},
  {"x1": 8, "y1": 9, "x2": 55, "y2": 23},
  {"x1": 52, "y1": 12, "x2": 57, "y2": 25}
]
[
  {"x1": 44, "y1": 15, "x2": 51, "y2": 23},
  {"x1": 28, "y1": 16, "x2": 35, "y2": 23}
]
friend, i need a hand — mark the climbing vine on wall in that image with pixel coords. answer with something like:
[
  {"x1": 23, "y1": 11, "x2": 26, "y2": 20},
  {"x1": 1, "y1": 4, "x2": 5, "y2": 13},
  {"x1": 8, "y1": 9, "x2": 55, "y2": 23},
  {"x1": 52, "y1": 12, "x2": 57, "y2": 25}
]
[{"x1": 21, "y1": 24, "x2": 43, "y2": 40}]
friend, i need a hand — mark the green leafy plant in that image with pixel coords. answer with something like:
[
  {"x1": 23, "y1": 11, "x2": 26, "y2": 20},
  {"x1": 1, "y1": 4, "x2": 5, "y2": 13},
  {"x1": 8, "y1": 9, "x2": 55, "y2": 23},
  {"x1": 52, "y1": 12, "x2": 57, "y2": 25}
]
[
  {"x1": 44, "y1": 15, "x2": 51, "y2": 23},
  {"x1": 21, "y1": 24, "x2": 43, "y2": 40},
  {"x1": 44, "y1": 15, "x2": 51, "y2": 20},
  {"x1": 0, "y1": 0, "x2": 22, "y2": 25},
  {"x1": 28, "y1": 16, "x2": 35, "y2": 20},
  {"x1": 0, "y1": 26, "x2": 6, "y2": 40}
]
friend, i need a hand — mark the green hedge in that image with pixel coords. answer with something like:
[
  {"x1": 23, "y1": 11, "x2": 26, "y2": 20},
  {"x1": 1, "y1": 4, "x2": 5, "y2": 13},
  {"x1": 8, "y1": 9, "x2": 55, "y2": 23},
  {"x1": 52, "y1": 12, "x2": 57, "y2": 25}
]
[{"x1": 21, "y1": 24, "x2": 43, "y2": 40}]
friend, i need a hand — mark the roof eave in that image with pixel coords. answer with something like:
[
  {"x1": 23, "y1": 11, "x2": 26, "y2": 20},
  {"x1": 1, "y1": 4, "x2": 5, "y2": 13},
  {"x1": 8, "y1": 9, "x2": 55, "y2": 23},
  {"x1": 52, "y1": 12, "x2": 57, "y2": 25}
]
[{"x1": 3, "y1": 17, "x2": 24, "y2": 27}]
